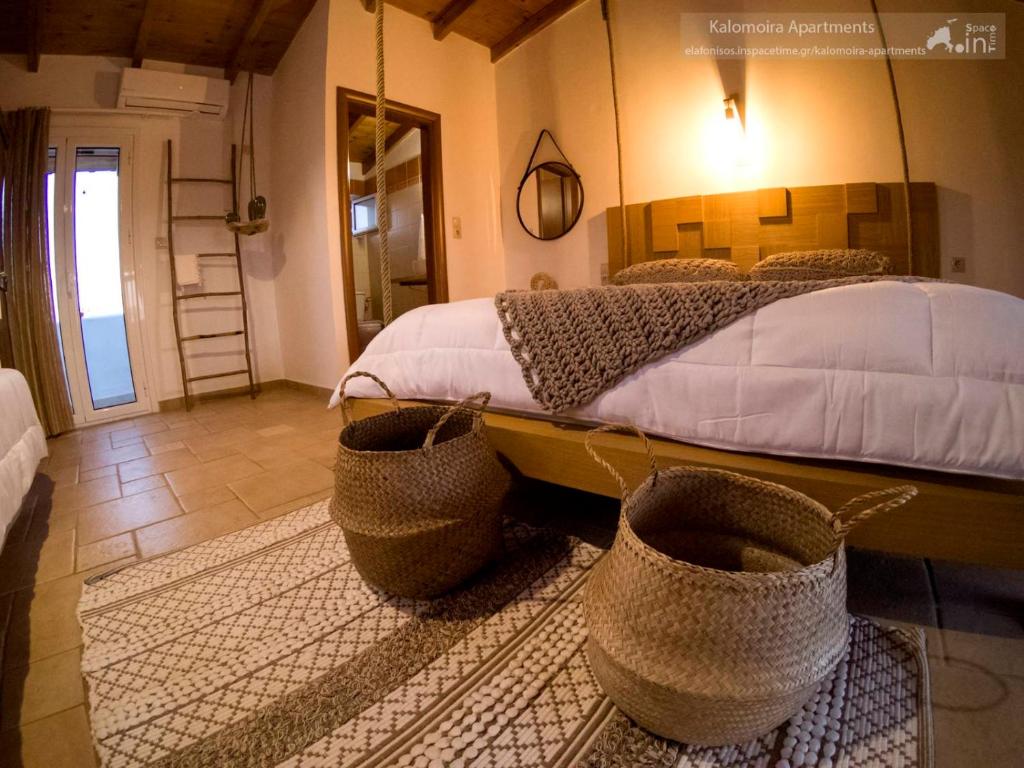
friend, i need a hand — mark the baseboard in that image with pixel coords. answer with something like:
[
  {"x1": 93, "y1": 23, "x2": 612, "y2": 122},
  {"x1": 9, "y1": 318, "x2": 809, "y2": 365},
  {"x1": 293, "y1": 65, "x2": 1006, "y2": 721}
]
[
  {"x1": 277, "y1": 379, "x2": 335, "y2": 399},
  {"x1": 157, "y1": 379, "x2": 333, "y2": 411}
]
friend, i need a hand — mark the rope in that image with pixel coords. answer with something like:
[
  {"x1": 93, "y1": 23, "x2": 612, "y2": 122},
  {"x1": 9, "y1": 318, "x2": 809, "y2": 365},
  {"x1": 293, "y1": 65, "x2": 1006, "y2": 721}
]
[
  {"x1": 602, "y1": 0, "x2": 627, "y2": 269},
  {"x1": 870, "y1": 0, "x2": 914, "y2": 274},
  {"x1": 374, "y1": 0, "x2": 393, "y2": 324}
]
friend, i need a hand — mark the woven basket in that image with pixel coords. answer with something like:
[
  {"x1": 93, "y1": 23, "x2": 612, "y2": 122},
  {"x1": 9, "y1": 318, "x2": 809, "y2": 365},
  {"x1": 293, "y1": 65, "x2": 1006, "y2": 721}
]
[
  {"x1": 331, "y1": 372, "x2": 511, "y2": 598},
  {"x1": 582, "y1": 424, "x2": 917, "y2": 746}
]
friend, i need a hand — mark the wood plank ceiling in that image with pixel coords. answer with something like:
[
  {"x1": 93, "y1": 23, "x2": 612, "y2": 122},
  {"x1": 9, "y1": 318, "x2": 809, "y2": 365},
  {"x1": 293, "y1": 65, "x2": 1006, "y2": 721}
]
[{"x1": 0, "y1": 0, "x2": 587, "y2": 77}]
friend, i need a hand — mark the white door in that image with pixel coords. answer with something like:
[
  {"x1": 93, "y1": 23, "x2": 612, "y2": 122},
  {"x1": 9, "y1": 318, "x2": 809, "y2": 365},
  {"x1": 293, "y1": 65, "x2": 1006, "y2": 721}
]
[{"x1": 48, "y1": 130, "x2": 151, "y2": 424}]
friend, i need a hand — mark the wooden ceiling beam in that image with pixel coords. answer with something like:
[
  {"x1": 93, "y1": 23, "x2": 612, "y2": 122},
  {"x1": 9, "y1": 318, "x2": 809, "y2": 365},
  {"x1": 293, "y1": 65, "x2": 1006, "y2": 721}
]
[
  {"x1": 226, "y1": 0, "x2": 276, "y2": 83},
  {"x1": 26, "y1": 0, "x2": 42, "y2": 72},
  {"x1": 490, "y1": 0, "x2": 587, "y2": 63},
  {"x1": 132, "y1": 0, "x2": 159, "y2": 68},
  {"x1": 432, "y1": 0, "x2": 478, "y2": 41}
]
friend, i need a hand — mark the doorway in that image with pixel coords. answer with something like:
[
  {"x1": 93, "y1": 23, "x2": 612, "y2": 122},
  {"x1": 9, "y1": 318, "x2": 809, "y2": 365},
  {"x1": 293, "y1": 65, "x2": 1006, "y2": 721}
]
[
  {"x1": 337, "y1": 88, "x2": 448, "y2": 357},
  {"x1": 48, "y1": 130, "x2": 151, "y2": 424}
]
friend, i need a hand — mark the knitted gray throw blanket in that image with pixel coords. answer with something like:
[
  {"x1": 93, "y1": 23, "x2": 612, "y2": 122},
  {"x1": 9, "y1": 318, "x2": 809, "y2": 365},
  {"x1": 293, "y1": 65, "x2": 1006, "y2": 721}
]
[{"x1": 495, "y1": 276, "x2": 927, "y2": 413}]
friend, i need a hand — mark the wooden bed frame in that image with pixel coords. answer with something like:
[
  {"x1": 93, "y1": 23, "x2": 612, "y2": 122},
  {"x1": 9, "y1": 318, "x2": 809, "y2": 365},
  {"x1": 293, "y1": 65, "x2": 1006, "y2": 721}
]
[
  {"x1": 352, "y1": 398, "x2": 1023, "y2": 570},
  {"x1": 349, "y1": 179, "x2": 1022, "y2": 569}
]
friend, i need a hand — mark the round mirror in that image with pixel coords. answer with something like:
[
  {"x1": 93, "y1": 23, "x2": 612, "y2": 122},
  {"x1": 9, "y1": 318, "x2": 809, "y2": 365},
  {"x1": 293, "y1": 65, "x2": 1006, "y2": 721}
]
[{"x1": 517, "y1": 161, "x2": 584, "y2": 241}]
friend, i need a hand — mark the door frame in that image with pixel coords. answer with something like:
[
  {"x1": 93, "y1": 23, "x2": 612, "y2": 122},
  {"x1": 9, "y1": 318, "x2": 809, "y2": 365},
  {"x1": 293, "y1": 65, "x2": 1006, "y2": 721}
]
[
  {"x1": 49, "y1": 126, "x2": 152, "y2": 424},
  {"x1": 336, "y1": 87, "x2": 448, "y2": 358}
]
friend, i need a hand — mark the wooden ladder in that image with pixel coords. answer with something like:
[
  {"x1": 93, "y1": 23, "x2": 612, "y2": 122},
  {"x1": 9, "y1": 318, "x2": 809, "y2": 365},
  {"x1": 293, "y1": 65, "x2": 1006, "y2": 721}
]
[{"x1": 166, "y1": 139, "x2": 256, "y2": 411}]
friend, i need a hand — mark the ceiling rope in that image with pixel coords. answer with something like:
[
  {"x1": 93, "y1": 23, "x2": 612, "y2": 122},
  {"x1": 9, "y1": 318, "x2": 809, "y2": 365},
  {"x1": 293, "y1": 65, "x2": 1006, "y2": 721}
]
[
  {"x1": 870, "y1": 0, "x2": 914, "y2": 275},
  {"x1": 602, "y1": 0, "x2": 627, "y2": 271},
  {"x1": 374, "y1": 0, "x2": 394, "y2": 325}
]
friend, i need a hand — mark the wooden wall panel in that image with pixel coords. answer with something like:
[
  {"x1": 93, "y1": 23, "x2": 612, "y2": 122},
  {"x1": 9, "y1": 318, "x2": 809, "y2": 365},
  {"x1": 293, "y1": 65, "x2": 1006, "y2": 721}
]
[{"x1": 606, "y1": 181, "x2": 939, "y2": 279}]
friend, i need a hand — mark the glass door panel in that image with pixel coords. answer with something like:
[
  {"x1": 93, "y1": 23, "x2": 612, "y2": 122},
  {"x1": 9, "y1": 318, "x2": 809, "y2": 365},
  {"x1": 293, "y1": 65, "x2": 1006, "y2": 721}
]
[
  {"x1": 72, "y1": 147, "x2": 137, "y2": 410},
  {"x1": 48, "y1": 128, "x2": 150, "y2": 424}
]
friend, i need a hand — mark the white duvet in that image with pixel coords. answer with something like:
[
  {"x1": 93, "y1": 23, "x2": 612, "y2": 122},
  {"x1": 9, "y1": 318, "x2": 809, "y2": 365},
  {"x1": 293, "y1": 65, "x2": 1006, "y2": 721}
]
[
  {"x1": 0, "y1": 368, "x2": 47, "y2": 544},
  {"x1": 332, "y1": 281, "x2": 1024, "y2": 481}
]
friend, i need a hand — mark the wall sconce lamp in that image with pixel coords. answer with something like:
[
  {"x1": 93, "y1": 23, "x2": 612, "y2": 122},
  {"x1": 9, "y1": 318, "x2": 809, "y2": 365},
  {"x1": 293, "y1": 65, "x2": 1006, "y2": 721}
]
[
  {"x1": 723, "y1": 95, "x2": 742, "y2": 126},
  {"x1": 720, "y1": 94, "x2": 751, "y2": 167}
]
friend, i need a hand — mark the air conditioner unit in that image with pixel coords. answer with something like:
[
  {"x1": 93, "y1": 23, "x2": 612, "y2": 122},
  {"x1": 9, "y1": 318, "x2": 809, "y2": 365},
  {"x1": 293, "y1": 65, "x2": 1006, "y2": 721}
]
[{"x1": 117, "y1": 69, "x2": 230, "y2": 118}]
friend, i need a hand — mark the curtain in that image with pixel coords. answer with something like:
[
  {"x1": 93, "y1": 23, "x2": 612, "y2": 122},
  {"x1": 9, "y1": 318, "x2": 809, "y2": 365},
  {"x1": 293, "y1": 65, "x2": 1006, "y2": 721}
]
[{"x1": 0, "y1": 108, "x2": 74, "y2": 436}]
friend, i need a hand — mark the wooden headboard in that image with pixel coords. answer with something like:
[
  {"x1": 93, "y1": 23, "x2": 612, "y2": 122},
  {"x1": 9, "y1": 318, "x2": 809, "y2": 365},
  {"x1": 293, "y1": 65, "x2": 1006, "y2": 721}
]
[{"x1": 606, "y1": 182, "x2": 939, "y2": 278}]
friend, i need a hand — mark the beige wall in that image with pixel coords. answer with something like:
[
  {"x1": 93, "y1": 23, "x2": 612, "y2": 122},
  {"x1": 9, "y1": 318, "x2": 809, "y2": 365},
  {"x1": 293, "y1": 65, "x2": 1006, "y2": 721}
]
[
  {"x1": 268, "y1": 0, "x2": 341, "y2": 390},
  {"x1": 0, "y1": 54, "x2": 284, "y2": 405},
  {"x1": 494, "y1": 0, "x2": 1024, "y2": 296}
]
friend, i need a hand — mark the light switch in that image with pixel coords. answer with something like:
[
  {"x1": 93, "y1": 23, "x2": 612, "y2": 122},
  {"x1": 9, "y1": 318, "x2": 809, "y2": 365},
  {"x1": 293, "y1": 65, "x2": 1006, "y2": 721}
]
[{"x1": 452, "y1": 216, "x2": 462, "y2": 239}]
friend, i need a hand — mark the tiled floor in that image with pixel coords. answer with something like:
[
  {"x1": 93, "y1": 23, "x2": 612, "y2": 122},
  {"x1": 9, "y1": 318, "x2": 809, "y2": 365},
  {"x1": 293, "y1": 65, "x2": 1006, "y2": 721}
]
[
  {"x1": 0, "y1": 389, "x2": 1021, "y2": 767},
  {"x1": 0, "y1": 388, "x2": 340, "y2": 766}
]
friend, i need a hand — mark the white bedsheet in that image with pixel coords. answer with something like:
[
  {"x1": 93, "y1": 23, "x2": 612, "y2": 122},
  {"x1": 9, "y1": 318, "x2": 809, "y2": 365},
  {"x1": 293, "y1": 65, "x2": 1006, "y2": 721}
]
[
  {"x1": 0, "y1": 368, "x2": 47, "y2": 544},
  {"x1": 332, "y1": 281, "x2": 1024, "y2": 480}
]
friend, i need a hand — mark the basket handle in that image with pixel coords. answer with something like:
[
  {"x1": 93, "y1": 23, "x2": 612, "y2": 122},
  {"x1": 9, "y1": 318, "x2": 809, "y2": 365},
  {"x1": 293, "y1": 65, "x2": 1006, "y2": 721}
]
[
  {"x1": 423, "y1": 392, "x2": 492, "y2": 448},
  {"x1": 584, "y1": 423, "x2": 659, "y2": 499},
  {"x1": 338, "y1": 371, "x2": 400, "y2": 425},
  {"x1": 832, "y1": 485, "x2": 918, "y2": 538}
]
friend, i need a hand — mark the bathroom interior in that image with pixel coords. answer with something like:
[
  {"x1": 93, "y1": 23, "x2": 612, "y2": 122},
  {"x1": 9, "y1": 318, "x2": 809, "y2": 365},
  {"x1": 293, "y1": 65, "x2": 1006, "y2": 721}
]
[{"x1": 348, "y1": 116, "x2": 429, "y2": 347}]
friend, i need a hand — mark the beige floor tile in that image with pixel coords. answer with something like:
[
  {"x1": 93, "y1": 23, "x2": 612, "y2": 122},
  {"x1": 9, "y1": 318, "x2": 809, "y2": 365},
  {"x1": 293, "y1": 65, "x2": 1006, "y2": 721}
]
[
  {"x1": 174, "y1": 484, "x2": 237, "y2": 514},
  {"x1": 109, "y1": 421, "x2": 169, "y2": 443},
  {"x1": 25, "y1": 508, "x2": 77, "y2": 543},
  {"x1": 45, "y1": 465, "x2": 79, "y2": 489},
  {"x1": 295, "y1": 440, "x2": 338, "y2": 469},
  {"x1": 1, "y1": 648, "x2": 84, "y2": 729},
  {"x1": 229, "y1": 459, "x2": 334, "y2": 513},
  {"x1": 78, "y1": 443, "x2": 149, "y2": 473},
  {"x1": 0, "y1": 530, "x2": 76, "y2": 593},
  {"x1": 77, "y1": 533, "x2": 137, "y2": 573},
  {"x1": 254, "y1": 489, "x2": 333, "y2": 520},
  {"x1": 246, "y1": 446, "x2": 307, "y2": 470},
  {"x1": 120, "y1": 474, "x2": 167, "y2": 497},
  {"x1": 929, "y1": 629, "x2": 1024, "y2": 768},
  {"x1": 183, "y1": 426, "x2": 260, "y2": 455},
  {"x1": 165, "y1": 454, "x2": 264, "y2": 497},
  {"x1": 51, "y1": 476, "x2": 121, "y2": 512},
  {"x1": 134, "y1": 500, "x2": 257, "y2": 558},
  {"x1": 77, "y1": 488, "x2": 183, "y2": 544},
  {"x1": 79, "y1": 465, "x2": 117, "y2": 483},
  {"x1": 45, "y1": 442, "x2": 83, "y2": 469},
  {"x1": 188, "y1": 443, "x2": 242, "y2": 463},
  {"x1": 255, "y1": 424, "x2": 296, "y2": 438},
  {"x1": 158, "y1": 411, "x2": 199, "y2": 428},
  {"x1": 143, "y1": 423, "x2": 210, "y2": 450},
  {"x1": 4, "y1": 574, "x2": 84, "y2": 669},
  {"x1": 0, "y1": 706, "x2": 96, "y2": 767},
  {"x1": 116, "y1": 447, "x2": 198, "y2": 483},
  {"x1": 149, "y1": 440, "x2": 186, "y2": 455}
]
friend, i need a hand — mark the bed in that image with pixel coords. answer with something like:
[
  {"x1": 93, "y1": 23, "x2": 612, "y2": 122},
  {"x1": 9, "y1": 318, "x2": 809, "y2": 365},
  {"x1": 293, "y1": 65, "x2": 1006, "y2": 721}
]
[
  {"x1": 0, "y1": 368, "x2": 48, "y2": 545},
  {"x1": 334, "y1": 181, "x2": 1024, "y2": 569}
]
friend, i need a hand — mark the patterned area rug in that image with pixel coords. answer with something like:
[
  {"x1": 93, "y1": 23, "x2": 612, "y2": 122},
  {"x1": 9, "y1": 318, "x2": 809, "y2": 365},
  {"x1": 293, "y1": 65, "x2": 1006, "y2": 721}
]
[{"x1": 78, "y1": 500, "x2": 932, "y2": 768}]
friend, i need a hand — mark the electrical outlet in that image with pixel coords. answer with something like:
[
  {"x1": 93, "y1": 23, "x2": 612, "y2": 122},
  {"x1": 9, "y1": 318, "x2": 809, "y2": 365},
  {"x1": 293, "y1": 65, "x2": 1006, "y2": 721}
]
[
  {"x1": 951, "y1": 257, "x2": 967, "y2": 273},
  {"x1": 155, "y1": 236, "x2": 169, "y2": 249},
  {"x1": 452, "y1": 216, "x2": 462, "y2": 239}
]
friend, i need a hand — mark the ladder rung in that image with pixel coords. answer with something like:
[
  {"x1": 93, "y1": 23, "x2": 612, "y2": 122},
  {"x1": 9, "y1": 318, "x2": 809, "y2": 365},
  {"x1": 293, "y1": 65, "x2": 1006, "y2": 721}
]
[
  {"x1": 186, "y1": 369, "x2": 250, "y2": 383},
  {"x1": 171, "y1": 215, "x2": 224, "y2": 221},
  {"x1": 197, "y1": 252, "x2": 237, "y2": 258},
  {"x1": 175, "y1": 291, "x2": 241, "y2": 300},
  {"x1": 181, "y1": 330, "x2": 244, "y2": 341},
  {"x1": 171, "y1": 177, "x2": 232, "y2": 184}
]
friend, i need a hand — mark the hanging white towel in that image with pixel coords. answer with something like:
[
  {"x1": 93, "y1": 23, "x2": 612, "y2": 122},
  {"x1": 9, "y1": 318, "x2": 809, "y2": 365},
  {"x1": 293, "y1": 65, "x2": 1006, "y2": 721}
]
[{"x1": 175, "y1": 254, "x2": 201, "y2": 287}]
